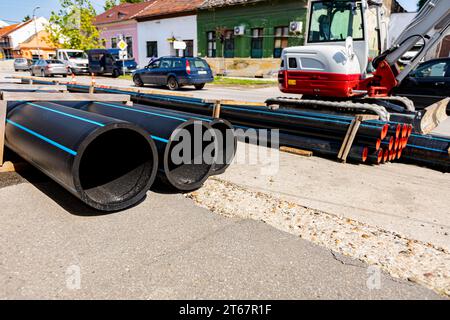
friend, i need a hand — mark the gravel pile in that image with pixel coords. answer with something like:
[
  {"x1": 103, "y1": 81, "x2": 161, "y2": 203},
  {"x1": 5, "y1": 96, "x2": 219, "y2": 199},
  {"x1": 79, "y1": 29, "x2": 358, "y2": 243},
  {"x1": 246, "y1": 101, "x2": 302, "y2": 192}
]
[{"x1": 187, "y1": 178, "x2": 450, "y2": 296}]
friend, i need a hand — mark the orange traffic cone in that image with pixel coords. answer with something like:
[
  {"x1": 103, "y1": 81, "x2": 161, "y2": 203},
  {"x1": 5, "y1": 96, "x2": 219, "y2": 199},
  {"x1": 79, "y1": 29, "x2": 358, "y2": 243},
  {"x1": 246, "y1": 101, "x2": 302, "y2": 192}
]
[{"x1": 89, "y1": 73, "x2": 96, "y2": 94}]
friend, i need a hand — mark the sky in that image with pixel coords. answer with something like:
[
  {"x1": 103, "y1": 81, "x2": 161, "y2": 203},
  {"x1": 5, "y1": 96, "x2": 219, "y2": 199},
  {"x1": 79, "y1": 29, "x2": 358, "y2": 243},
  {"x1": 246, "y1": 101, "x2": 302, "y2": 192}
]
[
  {"x1": 1, "y1": 0, "x2": 419, "y2": 24},
  {"x1": 0, "y1": 0, "x2": 107, "y2": 24}
]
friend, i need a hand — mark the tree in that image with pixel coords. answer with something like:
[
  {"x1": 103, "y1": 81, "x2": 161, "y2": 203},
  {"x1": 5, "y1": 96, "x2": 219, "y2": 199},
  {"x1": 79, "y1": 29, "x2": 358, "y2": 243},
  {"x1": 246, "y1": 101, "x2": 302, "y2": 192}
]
[
  {"x1": 46, "y1": 0, "x2": 103, "y2": 50},
  {"x1": 104, "y1": 0, "x2": 117, "y2": 11},
  {"x1": 418, "y1": 0, "x2": 427, "y2": 10},
  {"x1": 23, "y1": 15, "x2": 31, "y2": 22},
  {"x1": 104, "y1": 0, "x2": 145, "y2": 11}
]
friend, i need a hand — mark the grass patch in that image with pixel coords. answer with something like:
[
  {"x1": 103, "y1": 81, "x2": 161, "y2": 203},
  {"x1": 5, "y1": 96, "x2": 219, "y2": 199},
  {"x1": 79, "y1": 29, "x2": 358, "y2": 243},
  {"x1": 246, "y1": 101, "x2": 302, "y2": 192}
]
[
  {"x1": 118, "y1": 74, "x2": 276, "y2": 87},
  {"x1": 119, "y1": 75, "x2": 132, "y2": 80},
  {"x1": 212, "y1": 76, "x2": 276, "y2": 86}
]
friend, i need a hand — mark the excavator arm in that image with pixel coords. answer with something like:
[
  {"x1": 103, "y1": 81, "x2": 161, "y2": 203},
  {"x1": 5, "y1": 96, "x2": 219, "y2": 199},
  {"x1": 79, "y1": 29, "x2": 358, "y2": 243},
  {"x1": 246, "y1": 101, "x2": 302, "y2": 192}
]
[{"x1": 371, "y1": 0, "x2": 450, "y2": 90}]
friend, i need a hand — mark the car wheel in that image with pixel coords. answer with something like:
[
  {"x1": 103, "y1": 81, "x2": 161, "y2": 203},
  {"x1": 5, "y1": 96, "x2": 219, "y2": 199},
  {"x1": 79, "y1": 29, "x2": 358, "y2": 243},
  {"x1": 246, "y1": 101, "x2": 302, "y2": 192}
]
[
  {"x1": 62, "y1": 74, "x2": 67, "y2": 78},
  {"x1": 112, "y1": 69, "x2": 120, "y2": 78},
  {"x1": 194, "y1": 84, "x2": 205, "y2": 90},
  {"x1": 167, "y1": 77, "x2": 179, "y2": 91},
  {"x1": 14, "y1": 69, "x2": 18, "y2": 72},
  {"x1": 67, "y1": 68, "x2": 72, "y2": 75},
  {"x1": 133, "y1": 74, "x2": 144, "y2": 87}
]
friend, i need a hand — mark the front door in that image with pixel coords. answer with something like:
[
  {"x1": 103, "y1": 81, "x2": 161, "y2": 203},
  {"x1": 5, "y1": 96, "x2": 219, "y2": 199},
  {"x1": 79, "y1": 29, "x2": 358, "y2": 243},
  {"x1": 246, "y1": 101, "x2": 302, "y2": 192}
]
[{"x1": 141, "y1": 59, "x2": 161, "y2": 84}]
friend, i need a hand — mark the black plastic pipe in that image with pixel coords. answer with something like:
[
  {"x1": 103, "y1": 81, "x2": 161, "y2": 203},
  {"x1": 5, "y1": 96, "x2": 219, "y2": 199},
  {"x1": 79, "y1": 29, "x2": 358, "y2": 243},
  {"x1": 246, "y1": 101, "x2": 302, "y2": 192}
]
[
  {"x1": 5, "y1": 101, "x2": 158, "y2": 211},
  {"x1": 50, "y1": 101, "x2": 217, "y2": 191},
  {"x1": 113, "y1": 105, "x2": 238, "y2": 176}
]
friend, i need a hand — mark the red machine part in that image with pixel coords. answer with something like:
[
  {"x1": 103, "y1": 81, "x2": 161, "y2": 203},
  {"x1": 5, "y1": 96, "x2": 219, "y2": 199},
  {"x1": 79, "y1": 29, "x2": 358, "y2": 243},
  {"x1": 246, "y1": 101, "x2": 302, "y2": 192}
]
[{"x1": 279, "y1": 60, "x2": 399, "y2": 99}]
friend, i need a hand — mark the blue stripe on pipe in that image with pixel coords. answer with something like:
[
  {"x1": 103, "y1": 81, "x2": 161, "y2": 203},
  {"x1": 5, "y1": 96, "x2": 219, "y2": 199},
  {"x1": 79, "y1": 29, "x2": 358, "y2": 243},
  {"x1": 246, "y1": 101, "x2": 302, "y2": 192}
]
[
  {"x1": 6, "y1": 119, "x2": 78, "y2": 156},
  {"x1": 26, "y1": 102, "x2": 105, "y2": 127},
  {"x1": 406, "y1": 143, "x2": 449, "y2": 153},
  {"x1": 410, "y1": 134, "x2": 450, "y2": 143},
  {"x1": 94, "y1": 102, "x2": 188, "y2": 122},
  {"x1": 221, "y1": 105, "x2": 382, "y2": 129},
  {"x1": 151, "y1": 135, "x2": 169, "y2": 144}
]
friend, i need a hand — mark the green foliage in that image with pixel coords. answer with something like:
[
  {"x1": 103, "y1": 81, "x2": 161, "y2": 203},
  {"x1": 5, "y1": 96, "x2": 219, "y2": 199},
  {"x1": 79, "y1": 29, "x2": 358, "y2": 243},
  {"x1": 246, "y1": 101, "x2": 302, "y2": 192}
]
[
  {"x1": 104, "y1": 0, "x2": 145, "y2": 11},
  {"x1": 104, "y1": 0, "x2": 118, "y2": 11},
  {"x1": 418, "y1": 0, "x2": 427, "y2": 10},
  {"x1": 46, "y1": 0, "x2": 103, "y2": 51},
  {"x1": 23, "y1": 15, "x2": 31, "y2": 22}
]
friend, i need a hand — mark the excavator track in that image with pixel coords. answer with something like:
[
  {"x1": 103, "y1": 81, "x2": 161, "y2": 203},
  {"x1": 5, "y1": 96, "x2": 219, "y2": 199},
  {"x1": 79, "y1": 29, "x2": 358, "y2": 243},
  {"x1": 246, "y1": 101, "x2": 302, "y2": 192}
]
[{"x1": 265, "y1": 96, "x2": 448, "y2": 134}]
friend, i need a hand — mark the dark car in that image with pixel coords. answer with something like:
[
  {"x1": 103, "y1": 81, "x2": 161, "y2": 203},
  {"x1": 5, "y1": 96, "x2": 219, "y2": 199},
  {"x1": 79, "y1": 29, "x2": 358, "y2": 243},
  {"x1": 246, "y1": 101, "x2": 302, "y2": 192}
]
[
  {"x1": 87, "y1": 49, "x2": 138, "y2": 78},
  {"x1": 394, "y1": 58, "x2": 450, "y2": 109},
  {"x1": 133, "y1": 56, "x2": 214, "y2": 90}
]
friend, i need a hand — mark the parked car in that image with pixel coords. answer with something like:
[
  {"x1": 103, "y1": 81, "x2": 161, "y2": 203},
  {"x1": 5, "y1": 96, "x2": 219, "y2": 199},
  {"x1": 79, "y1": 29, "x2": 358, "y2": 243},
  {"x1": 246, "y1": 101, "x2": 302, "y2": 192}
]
[
  {"x1": 393, "y1": 58, "x2": 450, "y2": 110},
  {"x1": 133, "y1": 56, "x2": 214, "y2": 90},
  {"x1": 398, "y1": 41, "x2": 424, "y2": 66},
  {"x1": 30, "y1": 59, "x2": 68, "y2": 77},
  {"x1": 87, "y1": 49, "x2": 138, "y2": 78},
  {"x1": 14, "y1": 58, "x2": 32, "y2": 71},
  {"x1": 56, "y1": 49, "x2": 89, "y2": 74}
]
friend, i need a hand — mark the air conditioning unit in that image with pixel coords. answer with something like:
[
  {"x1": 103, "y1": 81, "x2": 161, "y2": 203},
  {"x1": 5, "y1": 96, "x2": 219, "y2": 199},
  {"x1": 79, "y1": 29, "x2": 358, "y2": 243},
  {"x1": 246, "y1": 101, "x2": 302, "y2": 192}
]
[
  {"x1": 234, "y1": 25, "x2": 245, "y2": 36},
  {"x1": 289, "y1": 21, "x2": 303, "y2": 34}
]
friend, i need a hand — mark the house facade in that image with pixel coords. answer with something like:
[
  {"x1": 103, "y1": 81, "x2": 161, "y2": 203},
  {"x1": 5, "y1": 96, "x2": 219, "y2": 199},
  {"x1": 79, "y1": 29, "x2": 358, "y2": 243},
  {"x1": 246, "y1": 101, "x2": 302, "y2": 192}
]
[
  {"x1": 18, "y1": 30, "x2": 57, "y2": 60},
  {"x1": 135, "y1": 0, "x2": 204, "y2": 66},
  {"x1": 0, "y1": 18, "x2": 48, "y2": 59},
  {"x1": 95, "y1": 1, "x2": 155, "y2": 64},
  {"x1": 197, "y1": 0, "x2": 307, "y2": 77}
]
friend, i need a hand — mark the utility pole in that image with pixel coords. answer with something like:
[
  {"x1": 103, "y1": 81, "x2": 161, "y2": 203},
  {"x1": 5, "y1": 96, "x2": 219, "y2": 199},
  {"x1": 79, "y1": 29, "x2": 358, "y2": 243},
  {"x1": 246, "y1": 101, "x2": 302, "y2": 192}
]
[{"x1": 32, "y1": 6, "x2": 41, "y2": 59}]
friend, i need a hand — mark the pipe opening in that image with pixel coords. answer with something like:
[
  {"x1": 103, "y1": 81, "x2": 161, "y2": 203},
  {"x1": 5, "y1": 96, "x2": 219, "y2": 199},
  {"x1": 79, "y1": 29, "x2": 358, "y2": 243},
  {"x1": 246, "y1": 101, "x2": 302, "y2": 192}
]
[
  {"x1": 395, "y1": 124, "x2": 401, "y2": 139},
  {"x1": 165, "y1": 122, "x2": 214, "y2": 191},
  {"x1": 377, "y1": 149, "x2": 383, "y2": 164},
  {"x1": 375, "y1": 138, "x2": 381, "y2": 151},
  {"x1": 362, "y1": 147, "x2": 369, "y2": 162},
  {"x1": 78, "y1": 129, "x2": 156, "y2": 208},
  {"x1": 381, "y1": 124, "x2": 389, "y2": 140},
  {"x1": 383, "y1": 149, "x2": 389, "y2": 163}
]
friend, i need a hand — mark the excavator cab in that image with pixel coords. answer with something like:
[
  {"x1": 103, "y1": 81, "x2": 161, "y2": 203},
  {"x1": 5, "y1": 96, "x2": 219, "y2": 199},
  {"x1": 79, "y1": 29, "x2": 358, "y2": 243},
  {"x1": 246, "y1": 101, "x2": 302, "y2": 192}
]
[
  {"x1": 279, "y1": 0, "x2": 370, "y2": 98},
  {"x1": 274, "y1": 0, "x2": 450, "y2": 134}
]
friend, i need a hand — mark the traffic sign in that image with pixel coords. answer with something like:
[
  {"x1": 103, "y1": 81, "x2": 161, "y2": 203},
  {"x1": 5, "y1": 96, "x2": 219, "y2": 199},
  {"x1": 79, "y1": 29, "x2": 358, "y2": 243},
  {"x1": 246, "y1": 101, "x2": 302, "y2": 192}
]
[{"x1": 118, "y1": 40, "x2": 128, "y2": 51}]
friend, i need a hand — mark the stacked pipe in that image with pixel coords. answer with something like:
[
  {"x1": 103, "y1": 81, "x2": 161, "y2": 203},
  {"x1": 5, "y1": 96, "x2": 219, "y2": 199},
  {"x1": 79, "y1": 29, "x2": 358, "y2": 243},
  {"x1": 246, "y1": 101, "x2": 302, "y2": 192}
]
[
  {"x1": 32, "y1": 82, "x2": 440, "y2": 168},
  {"x1": 402, "y1": 133, "x2": 450, "y2": 172},
  {"x1": 2, "y1": 90, "x2": 237, "y2": 211}
]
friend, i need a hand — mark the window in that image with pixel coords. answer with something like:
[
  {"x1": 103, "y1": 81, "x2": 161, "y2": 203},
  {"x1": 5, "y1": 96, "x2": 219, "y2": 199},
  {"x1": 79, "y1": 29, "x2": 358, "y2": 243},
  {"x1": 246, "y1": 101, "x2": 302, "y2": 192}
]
[
  {"x1": 274, "y1": 26, "x2": 289, "y2": 58},
  {"x1": 160, "y1": 58, "x2": 172, "y2": 69},
  {"x1": 184, "y1": 40, "x2": 194, "y2": 58},
  {"x1": 149, "y1": 59, "x2": 161, "y2": 68},
  {"x1": 111, "y1": 37, "x2": 117, "y2": 49},
  {"x1": 251, "y1": 28, "x2": 264, "y2": 59},
  {"x1": 125, "y1": 36, "x2": 133, "y2": 58},
  {"x1": 146, "y1": 41, "x2": 158, "y2": 58},
  {"x1": 288, "y1": 57, "x2": 298, "y2": 69},
  {"x1": 308, "y1": 1, "x2": 364, "y2": 43},
  {"x1": 415, "y1": 62, "x2": 449, "y2": 78},
  {"x1": 207, "y1": 31, "x2": 217, "y2": 57},
  {"x1": 189, "y1": 58, "x2": 209, "y2": 69},
  {"x1": 224, "y1": 30, "x2": 235, "y2": 58}
]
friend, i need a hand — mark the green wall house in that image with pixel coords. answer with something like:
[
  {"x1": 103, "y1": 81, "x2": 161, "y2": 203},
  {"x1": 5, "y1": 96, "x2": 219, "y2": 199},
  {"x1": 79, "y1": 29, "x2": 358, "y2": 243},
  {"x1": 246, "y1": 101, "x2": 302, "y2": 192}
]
[{"x1": 197, "y1": 0, "x2": 307, "y2": 77}]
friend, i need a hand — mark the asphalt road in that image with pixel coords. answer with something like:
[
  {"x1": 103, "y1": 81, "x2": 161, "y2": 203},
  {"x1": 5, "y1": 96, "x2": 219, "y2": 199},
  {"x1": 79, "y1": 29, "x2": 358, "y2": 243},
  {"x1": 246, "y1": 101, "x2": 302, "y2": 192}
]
[
  {"x1": 6, "y1": 70, "x2": 293, "y2": 103},
  {"x1": 0, "y1": 171, "x2": 441, "y2": 299}
]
